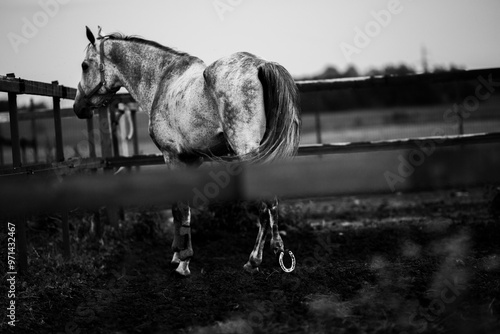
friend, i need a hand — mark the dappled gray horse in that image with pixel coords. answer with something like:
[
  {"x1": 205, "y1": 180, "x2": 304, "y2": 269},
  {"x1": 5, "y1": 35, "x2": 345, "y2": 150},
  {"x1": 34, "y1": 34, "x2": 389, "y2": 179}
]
[{"x1": 73, "y1": 27, "x2": 300, "y2": 276}]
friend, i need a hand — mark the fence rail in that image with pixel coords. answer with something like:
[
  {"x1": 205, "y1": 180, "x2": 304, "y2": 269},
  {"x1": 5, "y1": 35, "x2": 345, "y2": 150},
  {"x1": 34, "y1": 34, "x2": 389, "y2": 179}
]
[
  {"x1": 0, "y1": 108, "x2": 75, "y2": 122},
  {"x1": 2, "y1": 67, "x2": 499, "y2": 98},
  {"x1": 296, "y1": 67, "x2": 500, "y2": 92},
  {"x1": 0, "y1": 74, "x2": 76, "y2": 99},
  {"x1": 1, "y1": 131, "x2": 498, "y2": 175},
  {"x1": 0, "y1": 157, "x2": 103, "y2": 176},
  {"x1": 2, "y1": 156, "x2": 499, "y2": 217},
  {"x1": 103, "y1": 131, "x2": 500, "y2": 167}
]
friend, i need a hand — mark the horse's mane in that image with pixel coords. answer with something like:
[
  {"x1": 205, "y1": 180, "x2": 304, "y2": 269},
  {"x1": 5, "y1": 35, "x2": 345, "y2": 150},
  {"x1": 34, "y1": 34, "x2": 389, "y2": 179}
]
[{"x1": 97, "y1": 32, "x2": 190, "y2": 57}]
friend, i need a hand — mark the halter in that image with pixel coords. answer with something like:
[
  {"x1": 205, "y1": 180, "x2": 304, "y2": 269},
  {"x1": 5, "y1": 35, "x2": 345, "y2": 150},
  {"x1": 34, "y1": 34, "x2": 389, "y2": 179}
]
[{"x1": 77, "y1": 37, "x2": 119, "y2": 109}]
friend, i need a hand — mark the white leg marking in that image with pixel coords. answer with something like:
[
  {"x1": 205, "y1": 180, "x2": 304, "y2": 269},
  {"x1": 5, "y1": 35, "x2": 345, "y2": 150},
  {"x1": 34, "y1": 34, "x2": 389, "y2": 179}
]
[
  {"x1": 171, "y1": 252, "x2": 181, "y2": 264},
  {"x1": 269, "y1": 207, "x2": 284, "y2": 254},
  {"x1": 250, "y1": 249, "x2": 259, "y2": 260}
]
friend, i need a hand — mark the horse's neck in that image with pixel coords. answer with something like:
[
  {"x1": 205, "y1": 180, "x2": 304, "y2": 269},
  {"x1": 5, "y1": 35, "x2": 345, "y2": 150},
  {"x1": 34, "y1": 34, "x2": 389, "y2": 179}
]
[{"x1": 107, "y1": 40, "x2": 190, "y2": 114}]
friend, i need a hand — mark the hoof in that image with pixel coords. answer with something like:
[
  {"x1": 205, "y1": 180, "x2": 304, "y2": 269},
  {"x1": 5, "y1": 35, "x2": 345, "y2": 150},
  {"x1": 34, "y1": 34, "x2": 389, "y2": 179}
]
[
  {"x1": 243, "y1": 262, "x2": 260, "y2": 274},
  {"x1": 175, "y1": 268, "x2": 191, "y2": 277},
  {"x1": 175, "y1": 261, "x2": 191, "y2": 277}
]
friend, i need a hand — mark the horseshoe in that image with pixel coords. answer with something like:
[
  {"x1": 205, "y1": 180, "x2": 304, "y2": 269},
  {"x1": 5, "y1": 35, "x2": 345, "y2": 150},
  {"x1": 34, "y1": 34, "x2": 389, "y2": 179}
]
[{"x1": 278, "y1": 250, "x2": 296, "y2": 273}]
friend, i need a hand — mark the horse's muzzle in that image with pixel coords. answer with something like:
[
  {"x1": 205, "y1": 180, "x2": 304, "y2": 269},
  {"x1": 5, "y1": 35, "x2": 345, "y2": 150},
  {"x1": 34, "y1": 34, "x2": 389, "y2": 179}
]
[{"x1": 73, "y1": 101, "x2": 93, "y2": 119}]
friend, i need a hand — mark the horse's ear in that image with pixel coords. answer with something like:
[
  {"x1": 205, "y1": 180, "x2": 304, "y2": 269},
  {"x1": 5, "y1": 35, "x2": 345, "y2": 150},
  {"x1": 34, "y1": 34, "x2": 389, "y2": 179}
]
[
  {"x1": 86, "y1": 26, "x2": 95, "y2": 46},
  {"x1": 272, "y1": 196, "x2": 279, "y2": 208}
]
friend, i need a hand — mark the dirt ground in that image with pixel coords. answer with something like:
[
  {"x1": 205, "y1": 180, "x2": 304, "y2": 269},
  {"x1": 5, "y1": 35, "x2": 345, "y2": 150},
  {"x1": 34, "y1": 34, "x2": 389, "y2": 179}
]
[{"x1": 1, "y1": 187, "x2": 500, "y2": 334}]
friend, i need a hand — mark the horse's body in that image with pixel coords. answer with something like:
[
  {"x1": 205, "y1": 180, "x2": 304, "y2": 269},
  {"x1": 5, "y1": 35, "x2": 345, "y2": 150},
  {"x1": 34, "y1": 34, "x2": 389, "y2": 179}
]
[{"x1": 74, "y1": 27, "x2": 300, "y2": 276}]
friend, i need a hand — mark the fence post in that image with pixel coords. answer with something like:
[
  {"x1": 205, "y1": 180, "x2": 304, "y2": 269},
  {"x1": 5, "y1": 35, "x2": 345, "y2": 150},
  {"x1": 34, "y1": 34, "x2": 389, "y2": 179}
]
[
  {"x1": 52, "y1": 81, "x2": 64, "y2": 162},
  {"x1": 20, "y1": 140, "x2": 27, "y2": 165},
  {"x1": 85, "y1": 117, "x2": 102, "y2": 237},
  {"x1": 314, "y1": 109, "x2": 323, "y2": 158},
  {"x1": 29, "y1": 99, "x2": 39, "y2": 162},
  {"x1": 453, "y1": 82, "x2": 464, "y2": 135},
  {"x1": 130, "y1": 108, "x2": 140, "y2": 171},
  {"x1": 90, "y1": 210, "x2": 103, "y2": 239},
  {"x1": 8, "y1": 90, "x2": 21, "y2": 168},
  {"x1": 86, "y1": 117, "x2": 96, "y2": 159},
  {"x1": 110, "y1": 104, "x2": 125, "y2": 221},
  {"x1": 98, "y1": 105, "x2": 119, "y2": 229},
  {"x1": 109, "y1": 104, "x2": 120, "y2": 157},
  {"x1": 314, "y1": 109, "x2": 323, "y2": 144},
  {"x1": 98, "y1": 106, "x2": 113, "y2": 161},
  {"x1": 0, "y1": 124, "x2": 3, "y2": 165}
]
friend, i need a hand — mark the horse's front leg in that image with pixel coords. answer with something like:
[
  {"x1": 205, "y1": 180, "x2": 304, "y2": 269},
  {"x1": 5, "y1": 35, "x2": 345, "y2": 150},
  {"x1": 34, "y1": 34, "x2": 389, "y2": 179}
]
[{"x1": 171, "y1": 202, "x2": 193, "y2": 276}]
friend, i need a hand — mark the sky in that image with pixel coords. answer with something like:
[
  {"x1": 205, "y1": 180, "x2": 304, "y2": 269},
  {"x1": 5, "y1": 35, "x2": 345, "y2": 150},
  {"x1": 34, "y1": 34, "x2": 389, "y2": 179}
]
[{"x1": 1, "y1": 0, "x2": 500, "y2": 106}]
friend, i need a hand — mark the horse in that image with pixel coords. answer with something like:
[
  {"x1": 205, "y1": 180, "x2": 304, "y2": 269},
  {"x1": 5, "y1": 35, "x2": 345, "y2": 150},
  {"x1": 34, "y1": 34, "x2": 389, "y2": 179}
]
[{"x1": 73, "y1": 26, "x2": 301, "y2": 276}]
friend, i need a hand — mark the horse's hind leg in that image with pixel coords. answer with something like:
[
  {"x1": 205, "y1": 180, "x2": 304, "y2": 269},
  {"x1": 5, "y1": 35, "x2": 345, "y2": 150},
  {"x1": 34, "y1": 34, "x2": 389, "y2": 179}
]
[
  {"x1": 267, "y1": 198, "x2": 284, "y2": 255},
  {"x1": 171, "y1": 202, "x2": 193, "y2": 276},
  {"x1": 244, "y1": 198, "x2": 284, "y2": 273},
  {"x1": 244, "y1": 202, "x2": 271, "y2": 273}
]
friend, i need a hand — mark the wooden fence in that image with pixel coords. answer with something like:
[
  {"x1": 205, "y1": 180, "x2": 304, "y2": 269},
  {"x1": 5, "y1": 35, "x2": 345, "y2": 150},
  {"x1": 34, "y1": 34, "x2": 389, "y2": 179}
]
[
  {"x1": 2, "y1": 67, "x2": 500, "y2": 273},
  {"x1": 2, "y1": 67, "x2": 500, "y2": 175}
]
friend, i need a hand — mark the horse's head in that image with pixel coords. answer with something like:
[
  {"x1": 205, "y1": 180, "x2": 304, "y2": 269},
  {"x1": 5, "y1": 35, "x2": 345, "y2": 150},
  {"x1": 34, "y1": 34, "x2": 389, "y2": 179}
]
[{"x1": 73, "y1": 26, "x2": 120, "y2": 119}]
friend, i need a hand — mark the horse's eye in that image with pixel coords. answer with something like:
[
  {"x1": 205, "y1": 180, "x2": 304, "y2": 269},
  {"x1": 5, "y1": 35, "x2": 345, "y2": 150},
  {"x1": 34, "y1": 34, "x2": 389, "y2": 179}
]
[{"x1": 81, "y1": 61, "x2": 89, "y2": 71}]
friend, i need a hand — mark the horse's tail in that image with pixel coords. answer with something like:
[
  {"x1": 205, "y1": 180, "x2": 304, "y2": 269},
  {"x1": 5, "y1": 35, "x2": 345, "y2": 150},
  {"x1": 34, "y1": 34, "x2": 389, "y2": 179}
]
[{"x1": 254, "y1": 62, "x2": 301, "y2": 163}]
